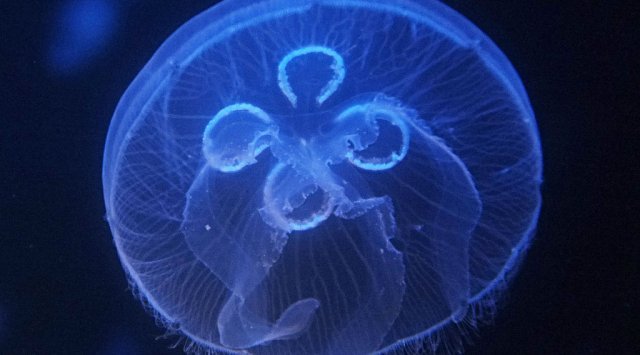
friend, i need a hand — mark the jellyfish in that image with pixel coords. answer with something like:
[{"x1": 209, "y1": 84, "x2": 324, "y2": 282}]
[{"x1": 102, "y1": 0, "x2": 542, "y2": 354}]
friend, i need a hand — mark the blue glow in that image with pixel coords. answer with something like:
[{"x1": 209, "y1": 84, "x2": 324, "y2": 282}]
[
  {"x1": 278, "y1": 46, "x2": 346, "y2": 107},
  {"x1": 334, "y1": 97, "x2": 412, "y2": 171},
  {"x1": 202, "y1": 103, "x2": 277, "y2": 172},
  {"x1": 103, "y1": 0, "x2": 542, "y2": 353},
  {"x1": 47, "y1": 0, "x2": 117, "y2": 75}
]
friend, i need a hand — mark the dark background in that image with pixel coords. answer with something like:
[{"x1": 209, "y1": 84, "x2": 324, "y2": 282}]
[{"x1": 1, "y1": 1, "x2": 638, "y2": 354}]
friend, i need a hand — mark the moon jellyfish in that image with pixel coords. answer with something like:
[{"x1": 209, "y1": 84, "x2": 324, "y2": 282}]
[{"x1": 102, "y1": 0, "x2": 542, "y2": 353}]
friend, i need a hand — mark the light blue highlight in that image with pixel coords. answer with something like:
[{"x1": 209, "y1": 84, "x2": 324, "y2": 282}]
[
  {"x1": 334, "y1": 97, "x2": 412, "y2": 171},
  {"x1": 202, "y1": 103, "x2": 277, "y2": 172},
  {"x1": 277, "y1": 46, "x2": 346, "y2": 107},
  {"x1": 260, "y1": 163, "x2": 337, "y2": 231}
]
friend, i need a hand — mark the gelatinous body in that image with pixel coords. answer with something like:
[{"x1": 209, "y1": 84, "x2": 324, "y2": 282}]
[{"x1": 103, "y1": 0, "x2": 542, "y2": 353}]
